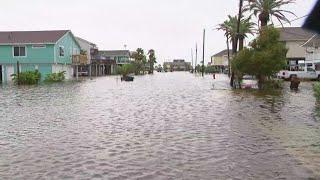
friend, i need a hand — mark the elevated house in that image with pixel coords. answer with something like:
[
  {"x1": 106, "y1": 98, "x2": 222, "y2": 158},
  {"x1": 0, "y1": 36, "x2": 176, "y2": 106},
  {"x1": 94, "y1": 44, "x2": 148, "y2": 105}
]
[
  {"x1": 278, "y1": 27, "x2": 315, "y2": 70},
  {"x1": 163, "y1": 59, "x2": 191, "y2": 72},
  {"x1": 0, "y1": 30, "x2": 82, "y2": 83},
  {"x1": 91, "y1": 53, "x2": 116, "y2": 75},
  {"x1": 210, "y1": 49, "x2": 230, "y2": 73},
  {"x1": 75, "y1": 37, "x2": 97, "y2": 76},
  {"x1": 98, "y1": 50, "x2": 131, "y2": 65},
  {"x1": 95, "y1": 50, "x2": 131, "y2": 75}
]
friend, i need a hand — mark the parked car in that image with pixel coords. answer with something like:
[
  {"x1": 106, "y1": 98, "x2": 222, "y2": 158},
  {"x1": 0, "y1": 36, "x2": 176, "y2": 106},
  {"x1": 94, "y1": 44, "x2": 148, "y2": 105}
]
[
  {"x1": 241, "y1": 75, "x2": 258, "y2": 89},
  {"x1": 78, "y1": 71, "x2": 89, "y2": 76},
  {"x1": 278, "y1": 68, "x2": 319, "y2": 80}
]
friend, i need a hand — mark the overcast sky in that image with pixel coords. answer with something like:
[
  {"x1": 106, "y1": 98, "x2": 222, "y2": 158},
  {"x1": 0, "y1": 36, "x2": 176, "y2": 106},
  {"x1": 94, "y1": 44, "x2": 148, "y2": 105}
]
[{"x1": 0, "y1": 0, "x2": 317, "y2": 64}]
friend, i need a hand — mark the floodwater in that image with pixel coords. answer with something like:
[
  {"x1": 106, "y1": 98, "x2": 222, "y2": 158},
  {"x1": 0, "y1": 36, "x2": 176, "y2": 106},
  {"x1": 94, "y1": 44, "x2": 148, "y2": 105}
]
[{"x1": 0, "y1": 72, "x2": 319, "y2": 179}]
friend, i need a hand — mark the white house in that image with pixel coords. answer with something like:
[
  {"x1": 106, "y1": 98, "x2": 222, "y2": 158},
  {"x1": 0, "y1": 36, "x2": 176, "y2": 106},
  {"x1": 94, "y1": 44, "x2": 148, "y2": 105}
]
[
  {"x1": 278, "y1": 27, "x2": 315, "y2": 70},
  {"x1": 302, "y1": 35, "x2": 320, "y2": 71}
]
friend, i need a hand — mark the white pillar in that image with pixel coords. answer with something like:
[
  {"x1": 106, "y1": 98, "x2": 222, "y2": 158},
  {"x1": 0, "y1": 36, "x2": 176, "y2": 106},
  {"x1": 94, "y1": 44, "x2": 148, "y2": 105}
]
[{"x1": 76, "y1": 65, "x2": 79, "y2": 80}]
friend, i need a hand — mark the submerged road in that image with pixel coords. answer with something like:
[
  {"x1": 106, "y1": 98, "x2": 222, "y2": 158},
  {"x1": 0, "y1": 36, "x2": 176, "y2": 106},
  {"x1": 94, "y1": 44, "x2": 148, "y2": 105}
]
[{"x1": 0, "y1": 72, "x2": 319, "y2": 179}]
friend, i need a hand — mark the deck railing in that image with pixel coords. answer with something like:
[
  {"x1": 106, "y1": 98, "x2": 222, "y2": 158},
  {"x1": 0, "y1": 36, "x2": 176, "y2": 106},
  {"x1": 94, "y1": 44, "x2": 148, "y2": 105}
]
[{"x1": 72, "y1": 55, "x2": 88, "y2": 65}]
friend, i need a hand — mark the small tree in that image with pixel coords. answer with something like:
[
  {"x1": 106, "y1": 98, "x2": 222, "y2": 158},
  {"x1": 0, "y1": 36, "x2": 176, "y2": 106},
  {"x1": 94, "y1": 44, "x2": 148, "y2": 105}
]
[
  {"x1": 148, "y1": 49, "x2": 157, "y2": 74},
  {"x1": 131, "y1": 48, "x2": 146, "y2": 75},
  {"x1": 117, "y1": 64, "x2": 135, "y2": 77},
  {"x1": 232, "y1": 27, "x2": 287, "y2": 89}
]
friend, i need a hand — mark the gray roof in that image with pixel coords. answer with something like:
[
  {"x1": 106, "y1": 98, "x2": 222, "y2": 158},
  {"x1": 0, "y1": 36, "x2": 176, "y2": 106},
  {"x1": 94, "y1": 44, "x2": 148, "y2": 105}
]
[
  {"x1": 76, "y1": 36, "x2": 96, "y2": 46},
  {"x1": 0, "y1": 30, "x2": 69, "y2": 44},
  {"x1": 278, "y1": 27, "x2": 315, "y2": 41},
  {"x1": 98, "y1": 50, "x2": 130, "y2": 57},
  {"x1": 212, "y1": 49, "x2": 231, "y2": 57}
]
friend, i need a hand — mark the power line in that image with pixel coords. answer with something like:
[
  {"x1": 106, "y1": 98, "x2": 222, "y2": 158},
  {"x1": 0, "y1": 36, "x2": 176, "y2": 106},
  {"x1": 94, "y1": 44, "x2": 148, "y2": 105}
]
[{"x1": 274, "y1": 14, "x2": 308, "y2": 27}]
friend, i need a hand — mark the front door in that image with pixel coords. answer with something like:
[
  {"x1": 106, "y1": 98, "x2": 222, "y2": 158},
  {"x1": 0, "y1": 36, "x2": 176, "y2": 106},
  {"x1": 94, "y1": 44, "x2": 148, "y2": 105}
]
[{"x1": 0, "y1": 65, "x2": 2, "y2": 83}]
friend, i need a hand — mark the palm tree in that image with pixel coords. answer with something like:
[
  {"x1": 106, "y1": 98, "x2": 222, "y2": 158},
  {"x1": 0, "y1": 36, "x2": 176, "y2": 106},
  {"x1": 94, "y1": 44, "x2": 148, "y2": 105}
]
[
  {"x1": 131, "y1": 48, "x2": 146, "y2": 75},
  {"x1": 217, "y1": 15, "x2": 255, "y2": 75},
  {"x1": 217, "y1": 20, "x2": 232, "y2": 77},
  {"x1": 148, "y1": 49, "x2": 156, "y2": 74},
  {"x1": 238, "y1": 16, "x2": 256, "y2": 50},
  {"x1": 245, "y1": 0, "x2": 295, "y2": 27}
]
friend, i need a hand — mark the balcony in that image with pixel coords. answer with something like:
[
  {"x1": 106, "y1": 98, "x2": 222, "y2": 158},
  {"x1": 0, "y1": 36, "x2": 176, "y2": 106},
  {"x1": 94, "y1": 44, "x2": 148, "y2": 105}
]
[
  {"x1": 72, "y1": 55, "x2": 88, "y2": 65},
  {"x1": 116, "y1": 59, "x2": 131, "y2": 65}
]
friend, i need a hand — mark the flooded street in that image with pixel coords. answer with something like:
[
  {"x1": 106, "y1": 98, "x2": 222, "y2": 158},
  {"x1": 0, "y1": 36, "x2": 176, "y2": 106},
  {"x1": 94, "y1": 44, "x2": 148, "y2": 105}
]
[{"x1": 0, "y1": 72, "x2": 320, "y2": 179}]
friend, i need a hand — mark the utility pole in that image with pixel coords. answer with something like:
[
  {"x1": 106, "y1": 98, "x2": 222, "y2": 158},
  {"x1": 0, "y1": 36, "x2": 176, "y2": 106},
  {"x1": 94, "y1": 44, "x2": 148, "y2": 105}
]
[
  {"x1": 191, "y1": 48, "x2": 194, "y2": 73},
  {"x1": 202, "y1": 29, "x2": 205, "y2": 77},
  {"x1": 195, "y1": 44, "x2": 198, "y2": 73}
]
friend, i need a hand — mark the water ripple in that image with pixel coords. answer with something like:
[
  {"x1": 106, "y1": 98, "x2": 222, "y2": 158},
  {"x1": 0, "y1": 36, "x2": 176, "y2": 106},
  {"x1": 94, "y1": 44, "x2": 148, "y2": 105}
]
[{"x1": 0, "y1": 73, "x2": 319, "y2": 179}]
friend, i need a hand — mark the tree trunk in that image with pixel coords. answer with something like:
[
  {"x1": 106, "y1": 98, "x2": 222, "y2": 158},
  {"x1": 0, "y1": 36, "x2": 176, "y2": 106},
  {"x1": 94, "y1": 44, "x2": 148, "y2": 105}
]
[
  {"x1": 260, "y1": 20, "x2": 267, "y2": 27},
  {"x1": 230, "y1": 37, "x2": 237, "y2": 87},
  {"x1": 149, "y1": 61, "x2": 153, "y2": 74},
  {"x1": 226, "y1": 35, "x2": 231, "y2": 77},
  {"x1": 259, "y1": 13, "x2": 269, "y2": 28},
  {"x1": 230, "y1": 0, "x2": 243, "y2": 88},
  {"x1": 257, "y1": 75, "x2": 265, "y2": 90},
  {"x1": 239, "y1": 37, "x2": 244, "y2": 51}
]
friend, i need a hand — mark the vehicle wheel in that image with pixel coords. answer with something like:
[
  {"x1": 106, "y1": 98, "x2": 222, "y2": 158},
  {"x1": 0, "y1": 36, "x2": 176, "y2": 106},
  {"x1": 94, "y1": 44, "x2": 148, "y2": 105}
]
[{"x1": 318, "y1": 75, "x2": 320, "y2": 81}]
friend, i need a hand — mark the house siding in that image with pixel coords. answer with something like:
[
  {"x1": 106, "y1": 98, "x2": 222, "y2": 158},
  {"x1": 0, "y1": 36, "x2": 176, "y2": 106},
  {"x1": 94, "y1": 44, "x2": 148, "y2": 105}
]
[
  {"x1": 285, "y1": 41, "x2": 306, "y2": 59},
  {"x1": 55, "y1": 32, "x2": 81, "y2": 64},
  {"x1": 212, "y1": 56, "x2": 228, "y2": 66},
  {"x1": 0, "y1": 44, "x2": 55, "y2": 64}
]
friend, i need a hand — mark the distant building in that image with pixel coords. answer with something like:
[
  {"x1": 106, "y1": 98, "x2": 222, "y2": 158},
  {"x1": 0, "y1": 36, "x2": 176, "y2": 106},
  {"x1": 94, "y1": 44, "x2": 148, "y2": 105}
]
[
  {"x1": 163, "y1": 59, "x2": 191, "y2": 72},
  {"x1": 98, "y1": 50, "x2": 131, "y2": 66},
  {"x1": 210, "y1": 49, "x2": 231, "y2": 72}
]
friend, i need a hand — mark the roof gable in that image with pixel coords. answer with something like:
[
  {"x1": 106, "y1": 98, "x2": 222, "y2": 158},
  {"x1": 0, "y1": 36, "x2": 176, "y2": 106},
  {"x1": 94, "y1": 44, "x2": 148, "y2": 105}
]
[
  {"x1": 278, "y1": 27, "x2": 315, "y2": 41},
  {"x1": 0, "y1": 30, "x2": 69, "y2": 44},
  {"x1": 212, "y1": 49, "x2": 231, "y2": 57}
]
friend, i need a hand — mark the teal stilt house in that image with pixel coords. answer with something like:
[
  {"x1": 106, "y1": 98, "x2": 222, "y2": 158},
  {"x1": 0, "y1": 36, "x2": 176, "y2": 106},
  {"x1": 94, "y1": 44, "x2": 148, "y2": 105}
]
[{"x1": 0, "y1": 30, "x2": 81, "y2": 83}]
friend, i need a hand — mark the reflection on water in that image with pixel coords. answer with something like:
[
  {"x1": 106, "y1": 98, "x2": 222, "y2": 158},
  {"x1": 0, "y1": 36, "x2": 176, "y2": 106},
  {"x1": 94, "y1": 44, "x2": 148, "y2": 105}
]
[{"x1": 0, "y1": 72, "x2": 319, "y2": 179}]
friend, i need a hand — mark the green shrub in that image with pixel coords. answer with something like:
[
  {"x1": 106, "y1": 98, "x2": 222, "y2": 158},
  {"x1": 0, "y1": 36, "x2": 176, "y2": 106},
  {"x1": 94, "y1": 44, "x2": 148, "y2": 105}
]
[
  {"x1": 11, "y1": 70, "x2": 41, "y2": 85},
  {"x1": 205, "y1": 66, "x2": 220, "y2": 74},
  {"x1": 45, "y1": 71, "x2": 66, "y2": 82},
  {"x1": 314, "y1": 83, "x2": 320, "y2": 100},
  {"x1": 263, "y1": 79, "x2": 284, "y2": 90},
  {"x1": 117, "y1": 64, "x2": 135, "y2": 76}
]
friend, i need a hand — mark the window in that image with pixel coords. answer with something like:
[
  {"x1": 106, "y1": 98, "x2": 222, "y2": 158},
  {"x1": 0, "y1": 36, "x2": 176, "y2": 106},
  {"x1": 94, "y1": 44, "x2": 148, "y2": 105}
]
[
  {"x1": 13, "y1": 46, "x2": 26, "y2": 57},
  {"x1": 32, "y1": 44, "x2": 46, "y2": 48},
  {"x1": 59, "y1": 46, "x2": 64, "y2": 57}
]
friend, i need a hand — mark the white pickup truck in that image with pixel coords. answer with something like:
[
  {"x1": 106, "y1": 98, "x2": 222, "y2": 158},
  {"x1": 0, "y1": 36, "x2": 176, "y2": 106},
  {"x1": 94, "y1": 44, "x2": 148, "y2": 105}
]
[{"x1": 278, "y1": 67, "x2": 320, "y2": 80}]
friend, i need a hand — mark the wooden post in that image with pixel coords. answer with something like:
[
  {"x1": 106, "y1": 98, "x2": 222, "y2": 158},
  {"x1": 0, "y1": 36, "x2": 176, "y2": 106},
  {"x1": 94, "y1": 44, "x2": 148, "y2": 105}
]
[
  {"x1": 96, "y1": 64, "x2": 98, "y2": 76},
  {"x1": 76, "y1": 65, "x2": 79, "y2": 80},
  {"x1": 89, "y1": 64, "x2": 92, "y2": 79},
  {"x1": 17, "y1": 61, "x2": 20, "y2": 85}
]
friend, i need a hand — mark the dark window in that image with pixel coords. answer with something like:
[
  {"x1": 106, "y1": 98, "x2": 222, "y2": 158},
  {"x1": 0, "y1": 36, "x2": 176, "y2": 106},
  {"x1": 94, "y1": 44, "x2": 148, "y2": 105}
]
[
  {"x1": 59, "y1": 46, "x2": 64, "y2": 57},
  {"x1": 13, "y1": 46, "x2": 26, "y2": 57},
  {"x1": 20, "y1": 47, "x2": 26, "y2": 56},
  {"x1": 14, "y1": 47, "x2": 19, "y2": 56}
]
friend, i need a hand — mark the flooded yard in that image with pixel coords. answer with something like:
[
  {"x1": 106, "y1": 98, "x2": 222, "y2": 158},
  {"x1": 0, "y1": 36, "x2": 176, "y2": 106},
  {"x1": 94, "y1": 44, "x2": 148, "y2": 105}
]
[{"x1": 0, "y1": 72, "x2": 319, "y2": 179}]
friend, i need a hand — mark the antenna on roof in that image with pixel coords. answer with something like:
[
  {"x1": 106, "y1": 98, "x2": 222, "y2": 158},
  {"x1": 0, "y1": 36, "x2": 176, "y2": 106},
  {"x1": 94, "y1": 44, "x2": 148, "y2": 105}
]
[{"x1": 8, "y1": 32, "x2": 13, "y2": 41}]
